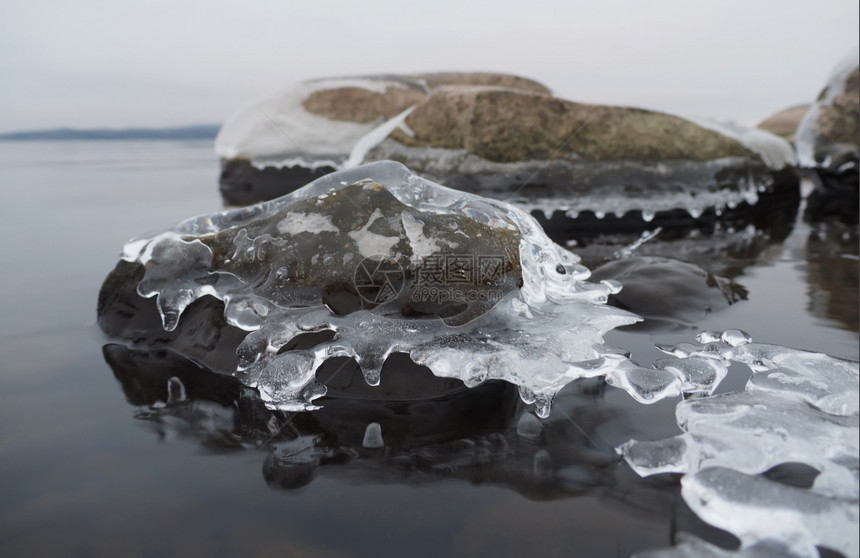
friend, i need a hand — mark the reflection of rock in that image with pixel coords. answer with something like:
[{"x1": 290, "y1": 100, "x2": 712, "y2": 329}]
[
  {"x1": 756, "y1": 104, "x2": 810, "y2": 141},
  {"x1": 216, "y1": 73, "x2": 799, "y2": 231},
  {"x1": 796, "y1": 49, "x2": 860, "y2": 176},
  {"x1": 803, "y1": 169, "x2": 859, "y2": 224},
  {"x1": 544, "y1": 200, "x2": 798, "y2": 279},
  {"x1": 804, "y1": 222, "x2": 859, "y2": 333},
  {"x1": 589, "y1": 257, "x2": 747, "y2": 330},
  {"x1": 103, "y1": 342, "x2": 688, "y2": 509}
]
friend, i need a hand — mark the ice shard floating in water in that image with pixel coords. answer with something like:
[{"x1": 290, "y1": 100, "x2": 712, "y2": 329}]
[{"x1": 105, "y1": 161, "x2": 734, "y2": 417}]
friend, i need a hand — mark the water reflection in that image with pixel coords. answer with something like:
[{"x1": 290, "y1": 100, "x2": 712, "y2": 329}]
[
  {"x1": 546, "y1": 191, "x2": 799, "y2": 275},
  {"x1": 103, "y1": 343, "x2": 686, "y2": 504},
  {"x1": 543, "y1": 176, "x2": 858, "y2": 338},
  {"x1": 804, "y1": 221, "x2": 859, "y2": 333}
]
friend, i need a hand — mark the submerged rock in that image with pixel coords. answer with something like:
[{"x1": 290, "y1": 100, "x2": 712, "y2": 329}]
[
  {"x1": 100, "y1": 162, "x2": 741, "y2": 417},
  {"x1": 216, "y1": 73, "x2": 799, "y2": 229},
  {"x1": 796, "y1": 48, "x2": 860, "y2": 176}
]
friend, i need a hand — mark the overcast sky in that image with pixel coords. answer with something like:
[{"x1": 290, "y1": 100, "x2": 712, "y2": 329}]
[{"x1": 1, "y1": 0, "x2": 858, "y2": 133}]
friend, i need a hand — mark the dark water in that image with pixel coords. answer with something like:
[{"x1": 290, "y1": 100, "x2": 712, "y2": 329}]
[{"x1": 0, "y1": 141, "x2": 857, "y2": 557}]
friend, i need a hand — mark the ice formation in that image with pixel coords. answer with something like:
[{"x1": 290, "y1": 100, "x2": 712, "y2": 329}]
[
  {"x1": 796, "y1": 47, "x2": 860, "y2": 170},
  {"x1": 377, "y1": 152, "x2": 782, "y2": 223},
  {"x1": 116, "y1": 161, "x2": 740, "y2": 417},
  {"x1": 621, "y1": 332, "x2": 860, "y2": 558},
  {"x1": 688, "y1": 118, "x2": 796, "y2": 171},
  {"x1": 215, "y1": 77, "x2": 420, "y2": 170}
]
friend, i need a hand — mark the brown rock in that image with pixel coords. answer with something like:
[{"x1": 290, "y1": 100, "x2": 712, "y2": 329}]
[
  {"x1": 415, "y1": 72, "x2": 551, "y2": 95},
  {"x1": 756, "y1": 104, "x2": 810, "y2": 140},
  {"x1": 302, "y1": 84, "x2": 426, "y2": 123},
  {"x1": 390, "y1": 87, "x2": 754, "y2": 163},
  {"x1": 300, "y1": 72, "x2": 551, "y2": 124}
]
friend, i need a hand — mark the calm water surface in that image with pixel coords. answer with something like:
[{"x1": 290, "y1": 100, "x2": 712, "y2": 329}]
[{"x1": 0, "y1": 141, "x2": 856, "y2": 557}]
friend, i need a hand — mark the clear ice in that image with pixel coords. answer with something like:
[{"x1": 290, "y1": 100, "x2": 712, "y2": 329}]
[
  {"x1": 117, "y1": 161, "x2": 739, "y2": 417},
  {"x1": 622, "y1": 333, "x2": 860, "y2": 558}
]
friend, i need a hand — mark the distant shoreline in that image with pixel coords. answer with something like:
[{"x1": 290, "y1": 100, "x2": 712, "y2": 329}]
[{"x1": 0, "y1": 124, "x2": 220, "y2": 141}]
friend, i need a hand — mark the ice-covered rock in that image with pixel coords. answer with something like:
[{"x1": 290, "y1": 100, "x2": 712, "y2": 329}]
[
  {"x1": 386, "y1": 93, "x2": 797, "y2": 223},
  {"x1": 796, "y1": 48, "x2": 860, "y2": 175},
  {"x1": 621, "y1": 333, "x2": 860, "y2": 557},
  {"x1": 100, "y1": 161, "x2": 749, "y2": 417},
  {"x1": 215, "y1": 73, "x2": 550, "y2": 204},
  {"x1": 216, "y1": 73, "x2": 800, "y2": 229}
]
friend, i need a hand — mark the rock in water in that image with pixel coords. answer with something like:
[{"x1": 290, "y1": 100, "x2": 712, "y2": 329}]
[
  {"x1": 796, "y1": 48, "x2": 860, "y2": 175},
  {"x1": 100, "y1": 162, "x2": 743, "y2": 417},
  {"x1": 216, "y1": 73, "x2": 799, "y2": 229}
]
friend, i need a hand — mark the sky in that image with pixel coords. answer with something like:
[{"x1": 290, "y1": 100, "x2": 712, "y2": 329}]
[{"x1": 1, "y1": 0, "x2": 858, "y2": 133}]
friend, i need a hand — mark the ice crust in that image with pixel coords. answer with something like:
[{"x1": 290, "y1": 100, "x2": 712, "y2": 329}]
[
  {"x1": 622, "y1": 333, "x2": 860, "y2": 558},
  {"x1": 117, "y1": 161, "x2": 742, "y2": 417}
]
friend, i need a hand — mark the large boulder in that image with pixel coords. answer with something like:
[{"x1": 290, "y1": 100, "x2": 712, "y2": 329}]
[
  {"x1": 795, "y1": 49, "x2": 860, "y2": 175},
  {"x1": 216, "y1": 72, "x2": 799, "y2": 230}
]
